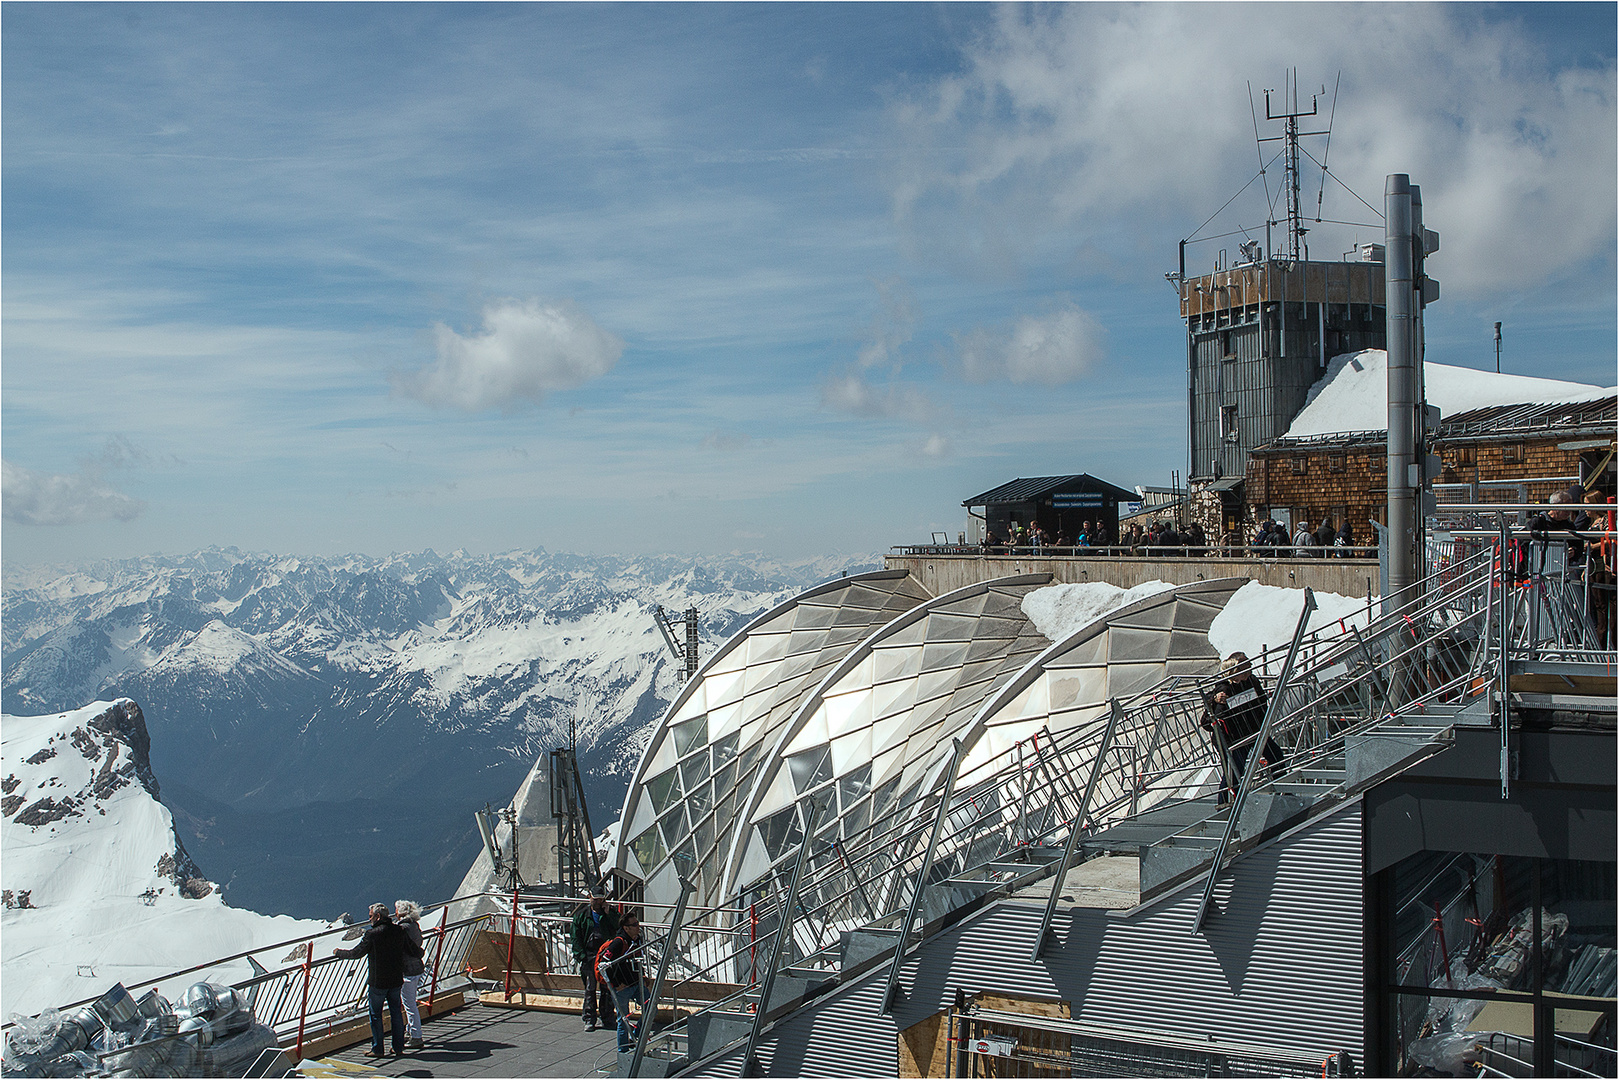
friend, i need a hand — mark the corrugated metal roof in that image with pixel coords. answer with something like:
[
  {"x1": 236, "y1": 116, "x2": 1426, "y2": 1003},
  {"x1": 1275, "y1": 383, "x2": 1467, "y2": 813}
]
[
  {"x1": 694, "y1": 801, "x2": 1366, "y2": 1075},
  {"x1": 963, "y1": 474, "x2": 1138, "y2": 507}
]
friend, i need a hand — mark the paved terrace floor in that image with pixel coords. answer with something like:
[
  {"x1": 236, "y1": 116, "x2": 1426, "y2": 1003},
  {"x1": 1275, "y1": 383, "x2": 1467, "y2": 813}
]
[{"x1": 306, "y1": 1001, "x2": 625, "y2": 1079}]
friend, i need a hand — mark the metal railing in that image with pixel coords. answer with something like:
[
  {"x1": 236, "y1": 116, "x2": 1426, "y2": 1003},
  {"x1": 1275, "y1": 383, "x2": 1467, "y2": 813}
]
[
  {"x1": 8, "y1": 889, "x2": 548, "y2": 1062},
  {"x1": 891, "y1": 543, "x2": 1379, "y2": 560}
]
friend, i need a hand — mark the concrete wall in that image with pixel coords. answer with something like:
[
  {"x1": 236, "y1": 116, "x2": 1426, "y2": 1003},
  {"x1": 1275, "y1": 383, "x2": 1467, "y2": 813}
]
[{"x1": 885, "y1": 553, "x2": 1380, "y2": 599}]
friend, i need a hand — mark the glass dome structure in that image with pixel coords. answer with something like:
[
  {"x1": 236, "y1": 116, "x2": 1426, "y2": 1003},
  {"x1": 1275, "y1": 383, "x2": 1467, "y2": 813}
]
[
  {"x1": 617, "y1": 571, "x2": 931, "y2": 912},
  {"x1": 615, "y1": 572, "x2": 1248, "y2": 923}
]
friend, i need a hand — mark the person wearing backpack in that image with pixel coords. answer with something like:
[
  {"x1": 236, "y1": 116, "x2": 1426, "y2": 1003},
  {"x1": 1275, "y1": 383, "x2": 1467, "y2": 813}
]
[
  {"x1": 595, "y1": 913, "x2": 649, "y2": 1053},
  {"x1": 571, "y1": 888, "x2": 619, "y2": 1031}
]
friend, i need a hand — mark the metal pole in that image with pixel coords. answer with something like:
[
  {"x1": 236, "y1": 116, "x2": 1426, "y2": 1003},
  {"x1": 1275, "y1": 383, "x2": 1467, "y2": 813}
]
[
  {"x1": 504, "y1": 885, "x2": 520, "y2": 1000},
  {"x1": 741, "y1": 795, "x2": 825, "y2": 1076},
  {"x1": 427, "y1": 905, "x2": 448, "y2": 1009},
  {"x1": 1386, "y1": 175, "x2": 1417, "y2": 601},
  {"x1": 1193, "y1": 589, "x2": 1317, "y2": 933},
  {"x1": 1498, "y1": 518, "x2": 1512, "y2": 800},
  {"x1": 629, "y1": 876, "x2": 694, "y2": 1077},
  {"x1": 294, "y1": 946, "x2": 313, "y2": 1061},
  {"x1": 1031, "y1": 701, "x2": 1124, "y2": 961},
  {"x1": 881, "y1": 740, "x2": 967, "y2": 1015}
]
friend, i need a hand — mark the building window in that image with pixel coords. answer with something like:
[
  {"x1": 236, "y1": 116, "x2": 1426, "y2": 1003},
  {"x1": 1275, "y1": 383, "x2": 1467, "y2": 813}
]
[
  {"x1": 1219, "y1": 329, "x2": 1234, "y2": 357},
  {"x1": 1501, "y1": 443, "x2": 1525, "y2": 465},
  {"x1": 1450, "y1": 446, "x2": 1477, "y2": 468},
  {"x1": 1328, "y1": 454, "x2": 1347, "y2": 473},
  {"x1": 1221, "y1": 405, "x2": 1239, "y2": 442},
  {"x1": 1291, "y1": 456, "x2": 1308, "y2": 475}
]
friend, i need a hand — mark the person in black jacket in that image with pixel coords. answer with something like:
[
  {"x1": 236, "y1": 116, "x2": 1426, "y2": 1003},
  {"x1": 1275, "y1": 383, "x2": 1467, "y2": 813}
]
[
  {"x1": 1201, "y1": 653, "x2": 1286, "y2": 803},
  {"x1": 335, "y1": 903, "x2": 424, "y2": 1057}
]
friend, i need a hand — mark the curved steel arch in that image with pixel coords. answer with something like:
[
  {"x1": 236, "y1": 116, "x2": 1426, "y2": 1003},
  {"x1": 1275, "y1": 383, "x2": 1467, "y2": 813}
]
[
  {"x1": 719, "y1": 573, "x2": 1055, "y2": 899},
  {"x1": 614, "y1": 570, "x2": 932, "y2": 912}
]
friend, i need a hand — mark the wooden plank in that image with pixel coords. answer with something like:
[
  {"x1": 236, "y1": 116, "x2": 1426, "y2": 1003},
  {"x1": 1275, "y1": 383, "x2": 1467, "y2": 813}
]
[{"x1": 898, "y1": 992, "x2": 1071, "y2": 1078}]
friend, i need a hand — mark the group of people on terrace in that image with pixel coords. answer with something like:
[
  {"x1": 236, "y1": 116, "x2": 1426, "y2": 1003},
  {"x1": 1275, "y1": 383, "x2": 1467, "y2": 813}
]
[
  {"x1": 979, "y1": 515, "x2": 1367, "y2": 557},
  {"x1": 1248, "y1": 516, "x2": 1360, "y2": 557}
]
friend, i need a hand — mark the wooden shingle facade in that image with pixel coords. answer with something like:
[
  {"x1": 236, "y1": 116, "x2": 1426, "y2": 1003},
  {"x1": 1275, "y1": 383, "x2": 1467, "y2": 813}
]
[{"x1": 1245, "y1": 394, "x2": 1617, "y2": 536}]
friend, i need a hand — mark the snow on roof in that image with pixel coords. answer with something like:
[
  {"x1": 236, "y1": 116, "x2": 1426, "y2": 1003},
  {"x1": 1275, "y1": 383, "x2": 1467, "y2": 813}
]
[{"x1": 1285, "y1": 350, "x2": 1612, "y2": 439}]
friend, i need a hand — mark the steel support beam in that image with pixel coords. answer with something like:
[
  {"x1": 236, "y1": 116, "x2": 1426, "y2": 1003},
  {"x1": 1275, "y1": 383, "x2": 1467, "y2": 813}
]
[
  {"x1": 880, "y1": 739, "x2": 966, "y2": 1015},
  {"x1": 1030, "y1": 700, "x2": 1124, "y2": 961},
  {"x1": 629, "y1": 875, "x2": 694, "y2": 1077}
]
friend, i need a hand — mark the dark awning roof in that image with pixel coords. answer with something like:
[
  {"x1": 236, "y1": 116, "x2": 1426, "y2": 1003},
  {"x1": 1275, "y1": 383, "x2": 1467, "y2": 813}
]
[
  {"x1": 963, "y1": 474, "x2": 1138, "y2": 507},
  {"x1": 1206, "y1": 477, "x2": 1245, "y2": 493}
]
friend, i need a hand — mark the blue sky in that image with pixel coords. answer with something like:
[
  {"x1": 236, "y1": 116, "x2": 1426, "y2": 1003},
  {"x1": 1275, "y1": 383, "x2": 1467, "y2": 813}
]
[{"x1": 4, "y1": 3, "x2": 1615, "y2": 565}]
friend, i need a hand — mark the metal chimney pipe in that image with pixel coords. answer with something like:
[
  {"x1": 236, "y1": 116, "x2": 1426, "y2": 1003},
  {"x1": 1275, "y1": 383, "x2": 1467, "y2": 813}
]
[{"x1": 1385, "y1": 175, "x2": 1416, "y2": 599}]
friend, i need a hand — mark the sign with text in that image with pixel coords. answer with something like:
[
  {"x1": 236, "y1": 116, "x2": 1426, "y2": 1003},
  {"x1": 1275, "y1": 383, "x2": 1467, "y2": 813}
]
[{"x1": 1051, "y1": 493, "x2": 1105, "y2": 508}]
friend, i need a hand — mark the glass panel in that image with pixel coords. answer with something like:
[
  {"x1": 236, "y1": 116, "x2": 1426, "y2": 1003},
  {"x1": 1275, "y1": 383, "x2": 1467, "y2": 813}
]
[
  {"x1": 872, "y1": 777, "x2": 902, "y2": 818},
  {"x1": 787, "y1": 745, "x2": 833, "y2": 794},
  {"x1": 630, "y1": 826, "x2": 667, "y2": 871},
  {"x1": 712, "y1": 761, "x2": 738, "y2": 801},
  {"x1": 838, "y1": 764, "x2": 872, "y2": 810},
  {"x1": 694, "y1": 814, "x2": 716, "y2": 862},
  {"x1": 647, "y1": 767, "x2": 680, "y2": 813},
  {"x1": 672, "y1": 717, "x2": 709, "y2": 757},
  {"x1": 759, "y1": 807, "x2": 804, "y2": 862},
  {"x1": 711, "y1": 731, "x2": 740, "y2": 766},
  {"x1": 688, "y1": 781, "x2": 713, "y2": 819},
  {"x1": 841, "y1": 795, "x2": 872, "y2": 839},
  {"x1": 681, "y1": 753, "x2": 711, "y2": 791},
  {"x1": 658, "y1": 807, "x2": 688, "y2": 850}
]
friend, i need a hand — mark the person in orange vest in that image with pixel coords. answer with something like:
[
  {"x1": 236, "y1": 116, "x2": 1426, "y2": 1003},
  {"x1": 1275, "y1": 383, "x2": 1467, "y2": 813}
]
[{"x1": 595, "y1": 912, "x2": 649, "y2": 1053}]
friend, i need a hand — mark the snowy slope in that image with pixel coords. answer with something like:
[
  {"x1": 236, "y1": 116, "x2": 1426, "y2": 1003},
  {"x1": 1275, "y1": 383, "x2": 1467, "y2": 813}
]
[
  {"x1": 1, "y1": 549, "x2": 882, "y2": 917},
  {"x1": 1285, "y1": 350, "x2": 1610, "y2": 438},
  {"x1": 1, "y1": 700, "x2": 327, "y2": 1017}
]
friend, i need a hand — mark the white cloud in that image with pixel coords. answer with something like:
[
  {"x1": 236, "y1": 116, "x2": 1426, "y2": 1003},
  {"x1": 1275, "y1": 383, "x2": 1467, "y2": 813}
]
[
  {"x1": 891, "y1": 5, "x2": 1616, "y2": 295},
  {"x1": 921, "y1": 434, "x2": 950, "y2": 458},
  {"x1": 2, "y1": 459, "x2": 145, "y2": 526},
  {"x1": 397, "y1": 298, "x2": 623, "y2": 412},
  {"x1": 819, "y1": 369, "x2": 936, "y2": 422},
  {"x1": 954, "y1": 302, "x2": 1105, "y2": 385}
]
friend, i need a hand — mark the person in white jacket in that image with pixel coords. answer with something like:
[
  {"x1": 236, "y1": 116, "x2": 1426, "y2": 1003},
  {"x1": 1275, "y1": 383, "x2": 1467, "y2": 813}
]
[{"x1": 395, "y1": 900, "x2": 427, "y2": 1050}]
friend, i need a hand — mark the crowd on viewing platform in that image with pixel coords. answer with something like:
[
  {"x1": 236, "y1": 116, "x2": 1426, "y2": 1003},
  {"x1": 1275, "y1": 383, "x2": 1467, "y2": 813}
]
[{"x1": 902, "y1": 515, "x2": 1379, "y2": 559}]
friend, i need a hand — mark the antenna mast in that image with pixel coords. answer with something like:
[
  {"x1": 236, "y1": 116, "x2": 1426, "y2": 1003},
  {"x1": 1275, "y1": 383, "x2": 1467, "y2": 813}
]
[{"x1": 1264, "y1": 70, "x2": 1325, "y2": 261}]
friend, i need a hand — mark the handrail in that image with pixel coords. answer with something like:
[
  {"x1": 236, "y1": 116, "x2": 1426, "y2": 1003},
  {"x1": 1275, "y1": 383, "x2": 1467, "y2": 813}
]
[
  {"x1": 879, "y1": 740, "x2": 965, "y2": 1015},
  {"x1": 1031, "y1": 699, "x2": 1123, "y2": 960},
  {"x1": 6, "y1": 886, "x2": 510, "y2": 1027},
  {"x1": 1192, "y1": 588, "x2": 1316, "y2": 934}
]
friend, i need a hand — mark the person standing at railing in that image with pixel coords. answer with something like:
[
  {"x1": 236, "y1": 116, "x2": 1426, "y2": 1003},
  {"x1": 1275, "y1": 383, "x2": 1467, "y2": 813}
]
[
  {"x1": 1582, "y1": 489, "x2": 1615, "y2": 648},
  {"x1": 572, "y1": 888, "x2": 620, "y2": 1032},
  {"x1": 1201, "y1": 653, "x2": 1285, "y2": 804},
  {"x1": 596, "y1": 912, "x2": 649, "y2": 1054},
  {"x1": 395, "y1": 900, "x2": 426, "y2": 1050},
  {"x1": 333, "y1": 903, "x2": 424, "y2": 1058}
]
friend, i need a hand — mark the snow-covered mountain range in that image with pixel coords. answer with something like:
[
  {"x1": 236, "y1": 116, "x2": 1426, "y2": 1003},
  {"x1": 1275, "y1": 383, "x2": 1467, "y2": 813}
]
[
  {"x1": 1, "y1": 700, "x2": 328, "y2": 1017},
  {"x1": 2, "y1": 548, "x2": 879, "y2": 919}
]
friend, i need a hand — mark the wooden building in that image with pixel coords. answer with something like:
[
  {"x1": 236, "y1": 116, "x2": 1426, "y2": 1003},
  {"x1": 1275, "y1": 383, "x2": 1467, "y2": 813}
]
[
  {"x1": 1245, "y1": 394, "x2": 1617, "y2": 537},
  {"x1": 963, "y1": 475, "x2": 1137, "y2": 546}
]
